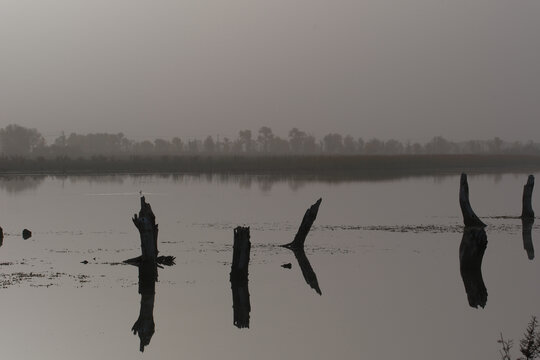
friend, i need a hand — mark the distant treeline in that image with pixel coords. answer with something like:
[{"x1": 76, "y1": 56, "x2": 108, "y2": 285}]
[
  {"x1": 2, "y1": 123, "x2": 540, "y2": 158},
  {"x1": 0, "y1": 154, "x2": 539, "y2": 176}
]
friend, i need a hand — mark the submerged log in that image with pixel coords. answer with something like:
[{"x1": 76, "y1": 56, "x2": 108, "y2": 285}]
[
  {"x1": 459, "y1": 174, "x2": 486, "y2": 227},
  {"x1": 230, "y1": 226, "x2": 251, "y2": 281},
  {"x1": 521, "y1": 175, "x2": 535, "y2": 220},
  {"x1": 283, "y1": 198, "x2": 322, "y2": 249},
  {"x1": 132, "y1": 262, "x2": 157, "y2": 352},
  {"x1": 522, "y1": 218, "x2": 535, "y2": 260},
  {"x1": 459, "y1": 227, "x2": 488, "y2": 309},
  {"x1": 132, "y1": 196, "x2": 158, "y2": 263}
]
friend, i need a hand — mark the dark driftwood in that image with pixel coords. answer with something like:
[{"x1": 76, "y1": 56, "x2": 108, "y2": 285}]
[
  {"x1": 132, "y1": 262, "x2": 157, "y2": 352},
  {"x1": 459, "y1": 174, "x2": 486, "y2": 227},
  {"x1": 283, "y1": 198, "x2": 322, "y2": 249},
  {"x1": 521, "y1": 175, "x2": 535, "y2": 220},
  {"x1": 231, "y1": 277, "x2": 251, "y2": 329},
  {"x1": 132, "y1": 196, "x2": 158, "y2": 263},
  {"x1": 230, "y1": 226, "x2": 251, "y2": 281},
  {"x1": 459, "y1": 227, "x2": 488, "y2": 309},
  {"x1": 291, "y1": 247, "x2": 321, "y2": 295},
  {"x1": 522, "y1": 218, "x2": 535, "y2": 260}
]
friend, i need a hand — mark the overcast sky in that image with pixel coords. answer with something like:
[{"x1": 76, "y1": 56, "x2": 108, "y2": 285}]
[{"x1": 1, "y1": 0, "x2": 539, "y2": 142}]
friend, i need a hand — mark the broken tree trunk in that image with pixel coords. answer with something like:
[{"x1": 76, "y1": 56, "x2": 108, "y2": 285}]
[
  {"x1": 459, "y1": 174, "x2": 486, "y2": 227},
  {"x1": 230, "y1": 226, "x2": 251, "y2": 281},
  {"x1": 459, "y1": 227, "x2": 488, "y2": 309},
  {"x1": 132, "y1": 196, "x2": 158, "y2": 264},
  {"x1": 283, "y1": 198, "x2": 322, "y2": 249},
  {"x1": 522, "y1": 218, "x2": 535, "y2": 260},
  {"x1": 521, "y1": 175, "x2": 535, "y2": 220}
]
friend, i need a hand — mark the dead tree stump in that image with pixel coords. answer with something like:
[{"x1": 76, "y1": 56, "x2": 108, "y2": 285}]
[
  {"x1": 521, "y1": 175, "x2": 535, "y2": 220},
  {"x1": 230, "y1": 226, "x2": 251, "y2": 328},
  {"x1": 132, "y1": 196, "x2": 159, "y2": 263},
  {"x1": 283, "y1": 198, "x2": 322, "y2": 249},
  {"x1": 230, "y1": 226, "x2": 251, "y2": 280},
  {"x1": 459, "y1": 174, "x2": 486, "y2": 227}
]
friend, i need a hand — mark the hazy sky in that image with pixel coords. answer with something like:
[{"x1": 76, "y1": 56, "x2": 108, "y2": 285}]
[{"x1": 1, "y1": 0, "x2": 539, "y2": 142}]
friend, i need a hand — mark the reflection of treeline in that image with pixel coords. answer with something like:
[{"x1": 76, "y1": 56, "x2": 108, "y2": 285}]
[
  {"x1": 0, "y1": 154, "x2": 539, "y2": 175},
  {"x1": 2, "y1": 123, "x2": 540, "y2": 157}
]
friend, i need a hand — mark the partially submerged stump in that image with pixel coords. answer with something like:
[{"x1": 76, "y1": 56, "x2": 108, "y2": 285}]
[
  {"x1": 132, "y1": 262, "x2": 157, "y2": 352},
  {"x1": 0, "y1": 226, "x2": 3, "y2": 247},
  {"x1": 230, "y1": 226, "x2": 251, "y2": 328},
  {"x1": 522, "y1": 218, "x2": 535, "y2": 260},
  {"x1": 459, "y1": 174, "x2": 486, "y2": 227},
  {"x1": 132, "y1": 196, "x2": 158, "y2": 263},
  {"x1": 282, "y1": 198, "x2": 322, "y2": 249},
  {"x1": 230, "y1": 226, "x2": 251, "y2": 281},
  {"x1": 459, "y1": 227, "x2": 488, "y2": 309},
  {"x1": 521, "y1": 175, "x2": 535, "y2": 220},
  {"x1": 22, "y1": 229, "x2": 32, "y2": 240},
  {"x1": 124, "y1": 196, "x2": 175, "y2": 266}
]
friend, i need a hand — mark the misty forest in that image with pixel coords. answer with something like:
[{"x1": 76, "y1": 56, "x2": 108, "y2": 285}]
[{"x1": 2, "y1": 123, "x2": 540, "y2": 158}]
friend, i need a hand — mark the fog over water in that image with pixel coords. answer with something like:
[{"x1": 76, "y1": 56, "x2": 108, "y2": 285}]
[{"x1": 1, "y1": 0, "x2": 539, "y2": 141}]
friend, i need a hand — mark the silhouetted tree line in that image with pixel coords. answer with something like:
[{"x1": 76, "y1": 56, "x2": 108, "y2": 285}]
[{"x1": 1, "y1": 123, "x2": 540, "y2": 158}]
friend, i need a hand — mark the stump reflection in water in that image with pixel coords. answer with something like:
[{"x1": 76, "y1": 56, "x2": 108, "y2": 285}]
[
  {"x1": 132, "y1": 263, "x2": 157, "y2": 352},
  {"x1": 459, "y1": 227, "x2": 488, "y2": 309}
]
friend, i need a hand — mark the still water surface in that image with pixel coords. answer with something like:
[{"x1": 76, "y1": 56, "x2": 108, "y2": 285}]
[{"x1": 0, "y1": 173, "x2": 538, "y2": 359}]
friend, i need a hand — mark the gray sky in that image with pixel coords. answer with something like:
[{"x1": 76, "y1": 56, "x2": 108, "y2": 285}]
[{"x1": 1, "y1": 0, "x2": 539, "y2": 142}]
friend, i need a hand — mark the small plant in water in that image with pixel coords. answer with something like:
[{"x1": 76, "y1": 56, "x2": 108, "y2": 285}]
[{"x1": 499, "y1": 316, "x2": 540, "y2": 360}]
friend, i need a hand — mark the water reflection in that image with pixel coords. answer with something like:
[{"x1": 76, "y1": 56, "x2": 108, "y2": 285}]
[
  {"x1": 459, "y1": 227, "x2": 488, "y2": 309},
  {"x1": 285, "y1": 247, "x2": 322, "y2": 295},
  {"x1": 522, "y1": 218, "x2": 535, "y2": 260},
  {"x1": 131, "y1": 263, "x2": 157, "y2": 352},
  {"x1": 231, "y1": 277, "x2": 251, "y2": 329},
  {"x1": 0, "y1": 175, "x2": 45, "y2": 194}
]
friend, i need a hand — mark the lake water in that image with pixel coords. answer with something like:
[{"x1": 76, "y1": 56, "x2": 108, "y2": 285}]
[{"x1": 0, "y1": 172, "x2": 538, "y2": 359}]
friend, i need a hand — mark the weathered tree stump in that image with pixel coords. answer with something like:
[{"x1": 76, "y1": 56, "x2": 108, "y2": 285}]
[
  {"x1": 521, "y1": 175, "x2": 535, "y2": 220},
  {"x1": 282, "y1": 198, "x2": 322, "y2": 249},
  {"x1": 132, "y1": 196, "x2": 158, "y2": 263},
  {"x1": 230, "y1": 226, "x2": 251, "y2": 328},
  {"x1": 0, "y1": 226, "x2": 3, "y2": 247},
  {"x1": 230, "y1": 226, "x2": 251, "y2": 281},
  {"x1": 459, "y1": 174, "x2": 486, "y2": 227},
  {"x1": 132, "y1": 262, "x2": 157, "y2": 352},
  {"x1": 522, "y1": 218, "x2": 535, "y2": 260},
  {"x1": 459, "y1": 227, "x2": 488, "y2": 309}
]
